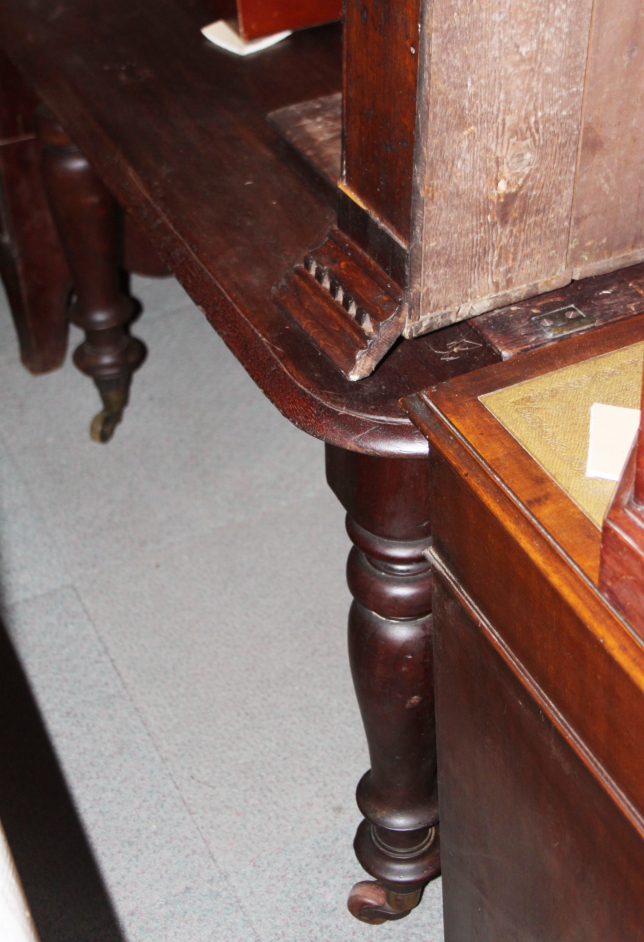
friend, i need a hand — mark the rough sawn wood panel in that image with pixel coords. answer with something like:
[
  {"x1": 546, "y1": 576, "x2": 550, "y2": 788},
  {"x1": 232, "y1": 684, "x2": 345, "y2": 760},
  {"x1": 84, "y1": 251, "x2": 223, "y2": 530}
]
[{"x1": 410, "y1": 0, "x2": 595, "y2": 335}]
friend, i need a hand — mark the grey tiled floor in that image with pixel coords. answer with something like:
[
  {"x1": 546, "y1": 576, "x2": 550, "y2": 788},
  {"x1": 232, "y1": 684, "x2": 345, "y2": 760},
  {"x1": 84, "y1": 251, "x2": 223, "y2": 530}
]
[{"x1": 0, "y1": 276, "x2": 444, "y2": 941}]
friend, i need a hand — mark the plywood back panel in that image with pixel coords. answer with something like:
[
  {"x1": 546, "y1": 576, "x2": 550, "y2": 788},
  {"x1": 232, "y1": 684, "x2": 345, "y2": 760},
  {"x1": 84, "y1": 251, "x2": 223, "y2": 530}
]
[
  {"x1": 568, "y1": 0, "x2": 644, "y2": 280},
  {"x1": 408, "y1": 0, "x2": 595, "y2": 335}
]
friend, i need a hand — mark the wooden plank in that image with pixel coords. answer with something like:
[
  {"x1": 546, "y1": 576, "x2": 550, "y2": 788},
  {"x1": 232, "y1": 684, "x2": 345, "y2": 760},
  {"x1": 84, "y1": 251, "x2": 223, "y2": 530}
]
[
  {"x1": 470, "y1": 265, "x2": 644, "y2": 359},
  {"x1": 268, "y1": 92, "x2": 341, "y2": 186},
  {"x1": 410, "y1": 0, "x2": 594, "y2": 332},
  {"x1": 0, "y1": 136, "x2": 71, "y2": 373},
  {"x1": 0, "y1": 45, "x2": 38, "y2": 142},
  {"x1": 568, "y1": 0, "x2": 644, "y2": 279}
]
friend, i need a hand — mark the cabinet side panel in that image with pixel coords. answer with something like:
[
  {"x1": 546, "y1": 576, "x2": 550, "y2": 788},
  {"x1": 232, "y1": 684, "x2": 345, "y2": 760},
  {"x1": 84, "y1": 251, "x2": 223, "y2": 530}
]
[
  {"x1": 343, "y1": 0, "x2": 421, "y2": 245},
  {"x1": 568, "y1": 0, "x2": 644, "y2": 279},
  {"x1": 415, "y1": 0, "x2": 593, "y2": 326},
  {"x1": 434, "y1": 578, "x2": 644, "y2": 942}
]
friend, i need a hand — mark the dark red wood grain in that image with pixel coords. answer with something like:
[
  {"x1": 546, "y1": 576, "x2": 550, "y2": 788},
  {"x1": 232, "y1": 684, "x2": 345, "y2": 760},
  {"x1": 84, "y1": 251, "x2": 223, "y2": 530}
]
[
  {"x1": 472, "y1": 264, "x2": 644, "y2": 359},
  {"x1": 342, "y1": 0, "x2": 421, "y2": 248},
  {"x1": 36, "y1": 106, "x2": 145, "y2": 442},
  {"x1": 636, "y1": 375, "x2": 644, "y2": 507},
  {"x1": 326, "y1": 445, "x2": 440, "y2": 922},
  {"x1": 599, "y1": 445, "x2": 644, "y2": 638}
]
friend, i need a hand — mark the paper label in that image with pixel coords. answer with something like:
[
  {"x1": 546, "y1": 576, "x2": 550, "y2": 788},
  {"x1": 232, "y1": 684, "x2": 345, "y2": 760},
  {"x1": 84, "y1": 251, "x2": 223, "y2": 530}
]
[
  {"x1": 586, "y1": 402, "x2": 641, "y2": 481},
  {"x1": 201, "y1": 20, "x2": 291, "y2": 57}
]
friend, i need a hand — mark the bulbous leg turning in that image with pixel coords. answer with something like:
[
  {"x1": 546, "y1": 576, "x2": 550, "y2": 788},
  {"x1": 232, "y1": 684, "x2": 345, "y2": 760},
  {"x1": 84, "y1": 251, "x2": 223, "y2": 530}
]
[
  {"x1": 35, "y1": 105, "x2": 144, "y2": 441},
  {"x1": 326, "y1": 444, "x2": 439, "y2": 924}
]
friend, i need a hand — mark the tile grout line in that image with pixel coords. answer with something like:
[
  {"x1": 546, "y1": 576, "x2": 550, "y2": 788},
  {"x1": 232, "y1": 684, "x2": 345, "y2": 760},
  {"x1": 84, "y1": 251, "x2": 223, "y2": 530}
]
[
  {"x1": 69, "y1": 485, "x2": 333, "y2": 589},
  {"x1": 71, "y1": 584, "x2": 263, "y2": 942}
]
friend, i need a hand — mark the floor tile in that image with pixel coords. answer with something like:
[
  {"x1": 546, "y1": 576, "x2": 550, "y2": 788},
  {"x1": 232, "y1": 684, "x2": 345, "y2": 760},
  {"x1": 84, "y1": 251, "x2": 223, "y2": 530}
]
[
  {"x1": 0, "y1": 431, "x2": 69, "y2": 607},
  {"x1": 75, "y1": 492, "x2": 366, "y2": 872},
  {"x1": 130, "y1": 274, "x2": 195, "y2": 322},
  {"x1": 231, "y1": 822, "x2": 444, "y2": 942},
  {"x1": 4, "y1": 588, "x2": 241, "y2": 926},
  {"x1": 0, "y1": 308, "x2": 326, "y2": 581},
  {"x1": 0, "y1": 287, "x2": 23, "y2": 366}
]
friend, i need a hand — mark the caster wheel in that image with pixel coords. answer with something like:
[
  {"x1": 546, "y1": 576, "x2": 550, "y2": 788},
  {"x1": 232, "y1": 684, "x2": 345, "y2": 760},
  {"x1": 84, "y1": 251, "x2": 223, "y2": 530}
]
[
  {"x1": 347, "y1": 881, "x2": 412, "y2": 924},
  {"x1": 90, "y1": 408, "x2": 122, "y2": 443}
]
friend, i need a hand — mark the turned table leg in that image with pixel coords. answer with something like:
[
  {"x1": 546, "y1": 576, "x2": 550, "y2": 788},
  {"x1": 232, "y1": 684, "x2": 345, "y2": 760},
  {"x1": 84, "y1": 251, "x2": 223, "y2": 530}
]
[
  {"x1": 326, "y1": 444, "x2": 440, "y2": 924},
  {"x1": 35, "y1": 105, "x2": 144, "y2": 442}
]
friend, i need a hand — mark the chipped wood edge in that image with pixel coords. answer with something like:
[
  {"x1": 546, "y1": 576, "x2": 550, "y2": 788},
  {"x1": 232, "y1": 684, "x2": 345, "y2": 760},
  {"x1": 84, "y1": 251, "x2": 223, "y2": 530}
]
[
  {"x1": 403, "y1": 271, "x2": 573, "y2": 339},
  {"x1": 572, "y1": 248, "x2": 644, "y2": 282},
  {"x1": 349, "y1": 302, "x2": 409, "y2": 380}
]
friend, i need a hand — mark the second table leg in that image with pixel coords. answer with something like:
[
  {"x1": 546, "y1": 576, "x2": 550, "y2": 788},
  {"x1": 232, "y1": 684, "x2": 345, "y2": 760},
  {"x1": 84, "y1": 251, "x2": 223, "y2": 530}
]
[{"x1": 35, "y1": 105, "x2": 144, "y2": 443}]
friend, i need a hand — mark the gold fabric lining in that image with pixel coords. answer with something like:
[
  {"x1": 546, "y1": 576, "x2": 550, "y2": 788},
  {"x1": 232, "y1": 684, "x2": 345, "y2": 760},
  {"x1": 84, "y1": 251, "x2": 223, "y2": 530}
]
[{"x1": 480, "y1": 343, "x2": 644, "y2": 528}]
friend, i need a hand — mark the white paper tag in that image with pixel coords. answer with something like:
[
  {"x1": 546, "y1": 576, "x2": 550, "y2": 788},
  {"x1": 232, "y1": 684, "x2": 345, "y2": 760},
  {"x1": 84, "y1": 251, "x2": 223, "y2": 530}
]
[
  {"x1": 201, "y1": 20, "x2": 292, "y2": 56},
  {"x1": 586, "y1": 402, "x2": 641, "y2": 481}
]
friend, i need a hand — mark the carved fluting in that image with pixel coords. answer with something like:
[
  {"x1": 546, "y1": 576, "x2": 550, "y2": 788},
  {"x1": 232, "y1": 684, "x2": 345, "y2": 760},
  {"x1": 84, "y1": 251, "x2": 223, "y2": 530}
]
[
  {"x1": 275, "y1": 227, "x2": 407, "y2": 381},
  {"x1": 346, "y1": 515, "x2": 439, "y2": 917},
  {"x1": 303, "y1": 253, "x2": 377, "y2": 336},
  {"x1": 35, "y1": 105, "x2": 144, "y2": 441}
]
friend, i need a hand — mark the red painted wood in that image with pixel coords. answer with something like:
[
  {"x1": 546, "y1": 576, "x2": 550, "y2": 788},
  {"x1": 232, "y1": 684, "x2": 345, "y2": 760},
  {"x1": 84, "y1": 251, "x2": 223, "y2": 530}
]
[
  {"x1": 635, "y1": 376, "x2": 644, "y2": 506},
  {"x1": 232, "y1": 0, "x2": 341, "y2": 41}
]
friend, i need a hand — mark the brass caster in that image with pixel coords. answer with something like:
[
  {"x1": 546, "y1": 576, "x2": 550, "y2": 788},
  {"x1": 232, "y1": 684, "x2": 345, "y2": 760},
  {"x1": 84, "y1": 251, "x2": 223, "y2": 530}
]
[
  {"x1": 347, "y1": 881, "x2": 422, "y2": 924},
  {"x1": 90, "y1": 408, "x2": 123, "y2": 443},
  {"x1": 90, "y1": 377, "x2": 129, "y2": 443}
]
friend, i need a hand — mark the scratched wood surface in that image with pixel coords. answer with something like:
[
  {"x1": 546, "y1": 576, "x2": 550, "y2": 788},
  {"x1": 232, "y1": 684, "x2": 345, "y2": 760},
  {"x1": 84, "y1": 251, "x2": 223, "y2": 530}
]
[
  {"x1": 408, "y1": 0, "x2": 595, "y2": 334},
  {"x1": 568, "y1": 0, "x2": 644, "y2": 281},
  {"x1": 268, "y1": 92, "x2": 341, "y2": 187},
  {"x1": 472, "y1": 263, "x2": 644, "y2": 359}
]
